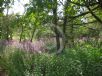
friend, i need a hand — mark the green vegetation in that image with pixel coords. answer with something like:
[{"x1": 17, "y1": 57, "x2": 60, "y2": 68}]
[
  {"x1": 0, "y1": 0, "x2": 102, "y2": 76},
  {"x1": 0, "y1": 44, "x2": 102, "y2": 76}
]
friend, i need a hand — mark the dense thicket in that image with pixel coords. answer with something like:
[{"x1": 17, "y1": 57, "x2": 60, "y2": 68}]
[{"x1": 0, "y1": 0, "x2": 102, "y2": 76}]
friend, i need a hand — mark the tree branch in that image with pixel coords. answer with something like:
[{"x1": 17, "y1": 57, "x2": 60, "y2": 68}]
[
  {"x1": 70, "y1": 20, "x2": 97, "y2": 26},
  {"x1": 68, "y1": 5, "x2": 99, "y2": 19},
  {"x1": 86, "y1": 6, "x2": 102, "y2": 24},
  {"x1": 69, "y1": 0, "x2": 98, "y2": 7}
]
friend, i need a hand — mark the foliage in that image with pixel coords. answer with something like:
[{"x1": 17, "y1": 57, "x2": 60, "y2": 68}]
[
  {"x1": 0, "y1": 44, "x2": 102, "y2": 76},
  {"x1": 0, "y1": 0, "x2": 102, "y2": 76}
]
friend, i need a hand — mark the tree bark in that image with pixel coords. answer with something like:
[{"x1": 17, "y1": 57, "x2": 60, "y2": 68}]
[
  {"x1": 30, "y1": 27, "x2": 36, "y2": 42},
  {"x1": 19, "y1": 25, "x2": 24, "y2": 42},
  {"x1": 52, "y1": 0, "x2": 60, "y2": 51},
  {"x1": 63, "y1": 0, "x2": 68, "y2": 49},
  {"x1": 6, "y1": 2, "x2": 9, "y2": 40}
]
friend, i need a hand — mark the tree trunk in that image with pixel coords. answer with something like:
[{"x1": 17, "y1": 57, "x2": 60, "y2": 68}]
[
  {"x1": 6, "y1": 4, "x2": 9, "y2": 40},
  {"x1": 19, "y1": 25, "x2": 24, "y2": 42},
  {"x1": 70, "y1": 24, "x2": 74, "y2": 47},
  {"x1": 52, "y1": 1, "x2": 60, "y2": 51},
  {"x1": 30, "y1": 27, "x2": 36, "y2": 42},
  {"x1": 63, "y1": 0, "x2": 68, "y2": 49}
]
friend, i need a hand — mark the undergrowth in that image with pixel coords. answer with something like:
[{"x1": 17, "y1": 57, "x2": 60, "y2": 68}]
[{"x1": 0, "y1": 44, "x2": 102, "y2": 76}]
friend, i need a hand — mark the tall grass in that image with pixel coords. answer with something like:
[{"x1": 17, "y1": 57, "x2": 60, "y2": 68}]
[{"x1": 0, "y1": 43, "x2": 102, "y2": 76}]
